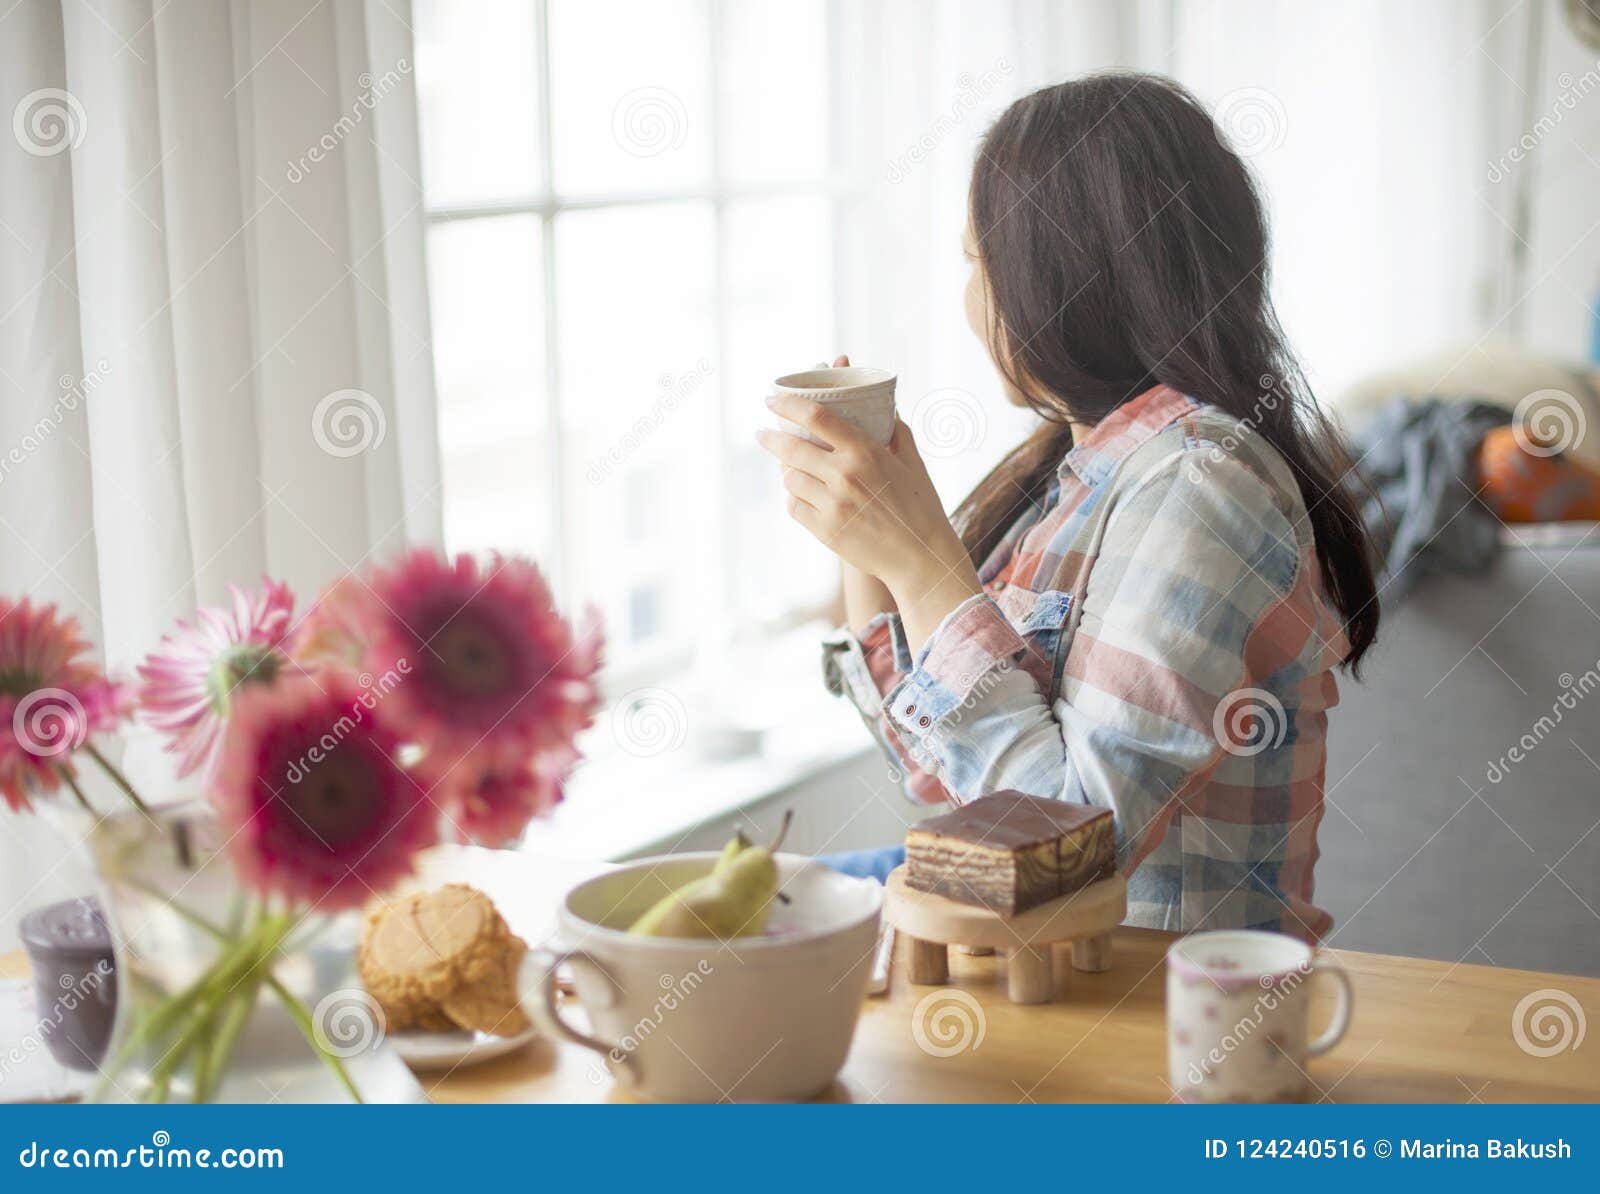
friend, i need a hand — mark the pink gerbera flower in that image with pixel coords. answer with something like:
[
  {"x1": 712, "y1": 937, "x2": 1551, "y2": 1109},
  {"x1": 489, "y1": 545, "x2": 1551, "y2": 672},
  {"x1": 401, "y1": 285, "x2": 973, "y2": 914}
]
[
  {"x1": 211, "y1": 674, "x2": 441, "y2": 908},
  {"x1": 137, "y1": 581, "x2": 295, "y2": 779},
  {"x1": 0, "y1": 598, "x2": 127, "y2": 813},
  {"x1": 456, "y1": 742, "x2": 576, "y2": 846},
  {"x1": 306, "y1": 549, "x2": 603, "y2": 772}
]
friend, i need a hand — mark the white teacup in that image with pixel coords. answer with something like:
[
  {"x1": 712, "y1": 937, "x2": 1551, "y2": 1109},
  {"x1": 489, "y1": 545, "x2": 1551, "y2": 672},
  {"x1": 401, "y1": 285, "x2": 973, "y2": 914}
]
[
  {"x1": 1166, "y1": 929, "x2": 1352, "y2": 1103},
  {"x1": 521, "y1": 853, "x2": 882, "y2": 1103},
  {"x1": 771, "y1": 366, "x2": 897, "y2": 445}
]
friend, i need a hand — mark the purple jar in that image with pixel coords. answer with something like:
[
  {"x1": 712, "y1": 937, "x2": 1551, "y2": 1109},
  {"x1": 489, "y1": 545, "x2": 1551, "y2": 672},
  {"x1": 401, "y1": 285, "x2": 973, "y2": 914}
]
[{"x1": 18, "y1": 897, "x2": 117, "y2": 1071}]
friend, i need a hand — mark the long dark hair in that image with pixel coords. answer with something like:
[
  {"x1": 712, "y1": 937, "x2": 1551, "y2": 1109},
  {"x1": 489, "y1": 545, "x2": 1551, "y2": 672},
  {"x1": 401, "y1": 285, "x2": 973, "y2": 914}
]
[{"x1": 959, "y1": 73, "x2": 1377, "y2": 668}]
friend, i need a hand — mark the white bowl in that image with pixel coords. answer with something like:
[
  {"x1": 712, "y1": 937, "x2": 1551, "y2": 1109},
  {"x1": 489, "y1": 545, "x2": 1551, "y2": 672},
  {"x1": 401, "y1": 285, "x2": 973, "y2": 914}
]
[{"x1": 523, "y1": 853, "x2": 882, "y2": 1102}]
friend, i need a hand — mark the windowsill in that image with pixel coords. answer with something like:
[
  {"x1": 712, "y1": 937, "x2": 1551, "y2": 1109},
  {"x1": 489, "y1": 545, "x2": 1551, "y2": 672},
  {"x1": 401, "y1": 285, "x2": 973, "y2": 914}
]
[{"x1": 517, "y1": 625, "x2": 876, "y2": 861}]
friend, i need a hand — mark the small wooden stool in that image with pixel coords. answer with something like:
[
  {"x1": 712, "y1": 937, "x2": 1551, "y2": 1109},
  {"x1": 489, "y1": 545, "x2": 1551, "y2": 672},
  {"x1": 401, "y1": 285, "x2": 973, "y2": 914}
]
[{"x1": 884, "y1": 867, "x2": 1126, "y2": 1004}]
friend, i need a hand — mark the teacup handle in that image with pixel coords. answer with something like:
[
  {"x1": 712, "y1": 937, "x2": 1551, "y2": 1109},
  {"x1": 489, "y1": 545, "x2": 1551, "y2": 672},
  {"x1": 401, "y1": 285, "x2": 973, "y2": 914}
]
[
  {"x1": 1305, "y1": 955, "x2": 1353, "y2": 1057},
  {"x1": 519, "y1": 947, "x2": 639, "y2": 1086}
]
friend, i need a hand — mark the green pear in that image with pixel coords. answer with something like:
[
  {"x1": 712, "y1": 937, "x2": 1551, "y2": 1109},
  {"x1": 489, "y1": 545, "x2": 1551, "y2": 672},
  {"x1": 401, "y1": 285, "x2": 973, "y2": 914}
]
[{"x1": 627, "y1": 813, "x2": 792, "y2": 939}]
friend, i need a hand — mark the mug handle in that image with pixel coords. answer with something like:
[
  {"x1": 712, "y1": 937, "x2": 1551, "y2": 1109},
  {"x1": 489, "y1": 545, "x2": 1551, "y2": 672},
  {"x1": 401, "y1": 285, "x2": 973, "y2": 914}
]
[
  {"x1": 1305, "y1": 955, "x2": 1353, "y2": 1057},
  {"x1": 519, "y1": 947, "x2": 639, "y2": 1086}
]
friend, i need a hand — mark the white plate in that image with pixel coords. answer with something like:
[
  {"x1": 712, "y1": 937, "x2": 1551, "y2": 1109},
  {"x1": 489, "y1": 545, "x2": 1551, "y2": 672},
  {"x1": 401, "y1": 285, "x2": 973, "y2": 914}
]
[{"x1": 388, "y1": 1026, "x2": 537, "y2": 1071}]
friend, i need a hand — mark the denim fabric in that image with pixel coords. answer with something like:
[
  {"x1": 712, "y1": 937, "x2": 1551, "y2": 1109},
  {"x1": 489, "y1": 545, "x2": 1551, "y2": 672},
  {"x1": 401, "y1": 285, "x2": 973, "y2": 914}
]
[{"x1": 817, "y1": 846, "x2": 905, "y2": 884}]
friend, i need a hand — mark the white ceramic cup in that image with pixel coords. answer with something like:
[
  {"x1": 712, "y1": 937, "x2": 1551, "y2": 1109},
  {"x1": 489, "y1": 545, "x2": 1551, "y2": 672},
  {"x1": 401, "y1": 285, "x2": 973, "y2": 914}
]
[
  {"x1": 520, "y1": 852, "x2": 882, "y2": 1103},
  {"x1": 771, "y1": 365, "x2": 898, "y2": 445},
  {"x1": 1166, "y1": 929, "x2": 1353, "y2": 1103}
]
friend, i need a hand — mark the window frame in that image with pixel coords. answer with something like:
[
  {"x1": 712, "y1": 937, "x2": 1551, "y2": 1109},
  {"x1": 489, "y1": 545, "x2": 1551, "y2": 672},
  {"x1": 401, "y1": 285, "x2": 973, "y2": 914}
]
[{"x1": 419, "y1": 0, "x2": 859, "y2": 696}]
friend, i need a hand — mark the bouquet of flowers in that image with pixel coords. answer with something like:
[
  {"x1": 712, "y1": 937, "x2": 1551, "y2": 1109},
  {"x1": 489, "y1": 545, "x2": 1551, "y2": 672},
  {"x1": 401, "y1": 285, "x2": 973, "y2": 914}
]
[{"x1": 1, "y1": 549, "x2": 602, "y2": 1101}]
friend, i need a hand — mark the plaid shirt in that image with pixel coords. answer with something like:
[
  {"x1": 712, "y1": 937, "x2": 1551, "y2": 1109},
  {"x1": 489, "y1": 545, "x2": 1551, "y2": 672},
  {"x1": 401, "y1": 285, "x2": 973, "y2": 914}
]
[{"x1": 823, "y1": 385, "x2": 1345, "y2": 941}]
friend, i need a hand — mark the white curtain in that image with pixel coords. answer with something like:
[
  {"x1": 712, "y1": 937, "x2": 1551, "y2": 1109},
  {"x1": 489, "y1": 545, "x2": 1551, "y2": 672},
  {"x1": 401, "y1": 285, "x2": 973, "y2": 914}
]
[{"x1": 0, "y1": 0, "x2": 439, "y2": 946}]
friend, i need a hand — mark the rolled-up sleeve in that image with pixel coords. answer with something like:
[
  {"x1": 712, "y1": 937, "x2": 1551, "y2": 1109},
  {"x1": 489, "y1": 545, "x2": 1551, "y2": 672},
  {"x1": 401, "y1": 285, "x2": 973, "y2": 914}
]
[{"x1": 822, "y1": 612, "x2": 952, "y2": 805}]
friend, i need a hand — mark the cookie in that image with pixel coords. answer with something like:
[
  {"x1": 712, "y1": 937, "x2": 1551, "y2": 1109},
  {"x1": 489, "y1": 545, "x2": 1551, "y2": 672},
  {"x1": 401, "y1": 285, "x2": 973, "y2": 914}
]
[{"x1": 359, "y1": 884, "x2": 531, "y2": 1036}]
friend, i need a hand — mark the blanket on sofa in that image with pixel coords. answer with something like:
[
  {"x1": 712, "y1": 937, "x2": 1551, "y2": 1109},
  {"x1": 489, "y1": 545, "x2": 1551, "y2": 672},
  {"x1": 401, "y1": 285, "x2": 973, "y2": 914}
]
[{"x1": 1349, "y1": 397, "x2": 1510, "y2": 602}]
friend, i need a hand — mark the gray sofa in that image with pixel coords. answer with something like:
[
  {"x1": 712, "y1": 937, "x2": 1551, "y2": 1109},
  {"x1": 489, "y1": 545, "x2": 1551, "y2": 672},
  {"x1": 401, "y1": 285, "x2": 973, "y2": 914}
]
[{"x1": 1318, "y1": 523, "x2": 1600, "y2": 977}]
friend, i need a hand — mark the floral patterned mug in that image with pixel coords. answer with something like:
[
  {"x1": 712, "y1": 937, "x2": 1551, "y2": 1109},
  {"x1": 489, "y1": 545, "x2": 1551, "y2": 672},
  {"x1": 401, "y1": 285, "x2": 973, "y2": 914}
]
[{"x1": 1166, "y1": 929, "x2": 1352, "y2": 1103}]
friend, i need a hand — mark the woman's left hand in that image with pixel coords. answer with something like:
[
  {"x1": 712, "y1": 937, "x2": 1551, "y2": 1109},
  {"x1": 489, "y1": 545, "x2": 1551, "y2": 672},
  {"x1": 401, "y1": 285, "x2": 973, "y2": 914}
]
[{"x1": 757, "y1": 396, "x2": 982, "y2": 645}]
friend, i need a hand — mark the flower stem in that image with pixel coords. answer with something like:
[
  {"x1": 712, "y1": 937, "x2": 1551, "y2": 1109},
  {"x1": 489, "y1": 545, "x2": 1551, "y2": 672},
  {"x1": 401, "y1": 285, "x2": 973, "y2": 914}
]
[
  {"x1": 120, "y1": 889, "x2": 366, "y2": 1103},
  {"x1": 83, "y1": 742, "x2": 153, "y2": 817},
  {"x1": 193, "y1": 972, "x2": 262, "y2": 1103},
  {"x1": 265, "y1": 977, "x2": 364, "y2": 1104},
  {"x1": 54, "y1": 765, "x2": 96, "y2": 814},
  {"x1": 94, "y1": 919, "x2": 275, "y2": 1101}
]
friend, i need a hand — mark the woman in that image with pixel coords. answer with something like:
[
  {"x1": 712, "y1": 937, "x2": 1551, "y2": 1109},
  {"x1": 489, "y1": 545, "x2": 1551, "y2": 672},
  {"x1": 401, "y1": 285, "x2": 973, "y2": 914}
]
[{"x1": 757, "y1": 74, "x2": 1378, "y2": 942}]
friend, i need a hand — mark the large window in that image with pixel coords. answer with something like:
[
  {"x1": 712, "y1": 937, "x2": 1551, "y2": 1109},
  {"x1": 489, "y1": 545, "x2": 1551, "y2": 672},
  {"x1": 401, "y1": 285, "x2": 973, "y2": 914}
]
[{"x1": 414, "y1": 0, "x2": 845, "y2": 690}]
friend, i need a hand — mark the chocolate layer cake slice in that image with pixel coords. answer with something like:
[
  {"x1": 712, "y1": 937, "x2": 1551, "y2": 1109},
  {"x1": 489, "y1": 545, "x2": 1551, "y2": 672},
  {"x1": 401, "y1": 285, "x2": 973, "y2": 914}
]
[{"x1": 905, "y1": 791, "x2": 1115, "y2": 915}]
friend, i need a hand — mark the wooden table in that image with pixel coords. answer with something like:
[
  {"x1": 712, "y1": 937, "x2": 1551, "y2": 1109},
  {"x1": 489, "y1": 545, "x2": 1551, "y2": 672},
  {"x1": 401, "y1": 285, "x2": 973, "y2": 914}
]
[
  {"x1": 9, "y1": 846, "x2": 1598, "y2": 1103},
  {"x1": 414, "y1": 848, "x2": 1599, "y2": 1104}
]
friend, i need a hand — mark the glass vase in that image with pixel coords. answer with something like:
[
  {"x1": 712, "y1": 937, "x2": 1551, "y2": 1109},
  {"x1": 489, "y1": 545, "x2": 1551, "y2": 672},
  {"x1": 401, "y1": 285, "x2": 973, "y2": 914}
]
[{"x1": 74, "y1": 803, "x2": 423, "y2": 1104}]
